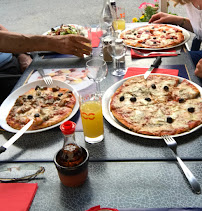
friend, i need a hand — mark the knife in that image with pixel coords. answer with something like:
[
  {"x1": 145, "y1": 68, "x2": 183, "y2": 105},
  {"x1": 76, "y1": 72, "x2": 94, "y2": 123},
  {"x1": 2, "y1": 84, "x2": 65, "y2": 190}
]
[
  {"x1": 144, "y1": 56, "x2": 162, "y2": 79},
  {"x1": 0, "y1": 119, "x2": 34, "y2": 154}
]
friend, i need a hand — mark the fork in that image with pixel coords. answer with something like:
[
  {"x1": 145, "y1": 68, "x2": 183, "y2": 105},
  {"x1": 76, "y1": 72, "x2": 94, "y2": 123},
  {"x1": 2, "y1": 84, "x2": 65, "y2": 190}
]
[
  {"x1": 133, "y1": 49, "x2": 180, "y2": 57},
  {"x1": 38, "y1": 68, "x2": 53, "y2": 85},
  {"x1": 162, "y1": 135, "x2": 201, "y2": 194}
]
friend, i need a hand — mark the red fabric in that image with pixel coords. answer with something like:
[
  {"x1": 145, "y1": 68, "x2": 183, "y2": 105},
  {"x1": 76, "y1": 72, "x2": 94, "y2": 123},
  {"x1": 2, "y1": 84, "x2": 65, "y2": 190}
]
[
  {"x1": 86, "y1": 205, "x2": 119, "y2": 211},
  {"x1": 0, "y1": 183, "x2": 38, "y2": 211},
  {"x1": 124, "y1": 67, "x2": 179, "y2": 79},
  {"x1": 131, "y1": 48, "x2": 178, "y2": 58},
  {"x1": 91, "y1": 31, "x2": 102, "y2": 48}
]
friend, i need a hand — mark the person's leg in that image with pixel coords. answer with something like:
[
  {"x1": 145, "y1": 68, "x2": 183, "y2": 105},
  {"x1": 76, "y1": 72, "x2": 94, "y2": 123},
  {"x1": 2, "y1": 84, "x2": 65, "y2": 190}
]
[
  {"x1": 189, "y1": 50, "x2": 202, "y2": 67},
  {"x1": 0, "y1": 56, "x2": 21, "y2": 104}
]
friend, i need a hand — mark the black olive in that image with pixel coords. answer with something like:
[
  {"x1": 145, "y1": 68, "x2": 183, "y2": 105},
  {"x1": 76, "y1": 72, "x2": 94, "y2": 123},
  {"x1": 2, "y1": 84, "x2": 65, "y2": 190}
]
[
  {"x1": 130, "y1": 97, "x2": 136, "y2": 102},
  {"x1": 153, "y1": 41, "x2": 157, "y2": 44},
  {"x1": 58, "y1": 93, "x2": 63, "y2": 97},
  {"x1": 164, "y1": 86, "x2": 169, "y2": 91},
  {"x1": 163, "y1": 30, "x2": 166, "y2": 33},
  {"x1": 34, "y1": 113, "x2": 40, "y2": 118},
  {"x1": 145, "y1": 97, "x2": 151, "y2": 102},
  {"x1": 188, "y1": 107, "x2": 195, "y2": 113},
  {"x1": 120, "y1": 96, "x2": 125, "y2": 101},
  {"x1": 134, "y1": 33, "x2": 137, "y2": 36},
  {"x1": 142, "y1": 41, "x2": 145, "y2": 44},
  {"x1": 153, "y1": 37, "x2": 156, "y2": 39},
  {"x1": 167, "y1": 117, "x2": 173, "y2": 123},
  {"x1": 35, "y1": 85, "x2": 40, "y2": 90},
  {"x1": 52, "y1": 86, "x2": 60, "y2": 92},
  {"x1": 27, "y1": 95, "x2": 33, "y2": 99},
  {"x1": 179, "y1": 98, "x2": 185, "y2": 103},
  {"x1": 170, "y1": 37, "x2": 174, "y2": 39},
  {"x1": 151, "y1": 84, "x2": 156, "y2": 89}
]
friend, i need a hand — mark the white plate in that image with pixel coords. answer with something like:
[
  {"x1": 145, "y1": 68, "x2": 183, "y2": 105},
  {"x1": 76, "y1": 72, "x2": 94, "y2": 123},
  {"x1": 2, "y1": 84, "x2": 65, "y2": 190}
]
[
  {"x1": 0, "y1": 80, "x2": 79, "y2": 133},
  {"x1": 120, "y1": 24, "x2": 190, "y2": 51},
  {"x1": 102, "y1": 74, "x2": 202, "y2": 139},
  {"x1": 43, "y1": 24, "x2": 87, "y2": 36}
]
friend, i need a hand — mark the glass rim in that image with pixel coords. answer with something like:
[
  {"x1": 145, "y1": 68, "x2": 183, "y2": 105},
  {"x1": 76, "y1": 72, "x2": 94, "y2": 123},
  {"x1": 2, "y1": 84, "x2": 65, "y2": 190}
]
[{"x1": 86, "y1": 58, "x2": 106, "y2": 68}]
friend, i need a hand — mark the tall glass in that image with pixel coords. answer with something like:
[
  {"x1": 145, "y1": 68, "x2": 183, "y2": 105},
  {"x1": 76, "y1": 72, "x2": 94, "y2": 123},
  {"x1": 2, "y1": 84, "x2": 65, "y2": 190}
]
[
  {"x1": 113, "y1": 7, "x2": 126, "y2": 31},
  {"x1": 107, "y1": 38, "x2": 127, "y2": 76},
  {"x1": 79, "y1": 93, "x2": 104, "y2": 144},
  {"x1": 86, "y1": 58, "x2": 108, "y2": 95}
]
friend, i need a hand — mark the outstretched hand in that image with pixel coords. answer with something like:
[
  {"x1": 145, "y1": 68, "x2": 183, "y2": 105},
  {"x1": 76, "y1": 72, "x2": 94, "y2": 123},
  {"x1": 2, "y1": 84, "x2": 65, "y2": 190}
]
[
  {"x1": 53, "y1": 34, "x2": 92, "y2": 57},
  {"x1": 149, "y1": 12, "x2": 181, "y2": 25}
]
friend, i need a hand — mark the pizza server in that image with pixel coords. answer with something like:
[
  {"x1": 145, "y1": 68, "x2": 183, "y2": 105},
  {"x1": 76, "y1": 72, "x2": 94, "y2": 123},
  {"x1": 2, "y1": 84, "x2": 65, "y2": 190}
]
[
  {"x1": 144, "y1": 56, "x2": 162, "y2": 79},
  {"x1": 0, "y1": 119, "x2": 34, "y2": 154}
]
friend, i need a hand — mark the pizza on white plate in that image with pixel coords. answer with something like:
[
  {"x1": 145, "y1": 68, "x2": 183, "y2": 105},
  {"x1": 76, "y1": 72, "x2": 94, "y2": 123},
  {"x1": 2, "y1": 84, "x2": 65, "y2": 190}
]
[
  {"x1": 120, "y1": 24, "x2": 185, "y2": 49},
  {"x1": 110, "y1": 75, "x2": 202, "y2": 136}
]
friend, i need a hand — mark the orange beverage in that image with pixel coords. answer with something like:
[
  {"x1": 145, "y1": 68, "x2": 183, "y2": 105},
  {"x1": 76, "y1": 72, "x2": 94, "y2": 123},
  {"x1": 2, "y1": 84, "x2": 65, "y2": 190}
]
[
  {"x1": 79, "y1": 94, "x2": 104, "y2": 143},
  {"x1": 113, "y1": 19, "x2": 125, "y2": 31}
]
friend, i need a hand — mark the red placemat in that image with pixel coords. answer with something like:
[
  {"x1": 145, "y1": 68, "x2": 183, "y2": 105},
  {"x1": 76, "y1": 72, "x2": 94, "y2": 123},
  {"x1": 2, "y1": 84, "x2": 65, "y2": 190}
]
[
  {"x1": 124, "y1": 67, "x2": 179, "y2": 79},
  {"x1": 0, "y1": 183, "x2": 38, "y2": 211},
  {"x1": 131, "y1": 49, "x2": 178, "y2": 58}
]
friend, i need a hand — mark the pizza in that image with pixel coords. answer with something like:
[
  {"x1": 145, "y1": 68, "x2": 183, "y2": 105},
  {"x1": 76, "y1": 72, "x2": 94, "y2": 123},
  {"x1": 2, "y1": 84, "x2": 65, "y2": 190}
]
[
  {"x1": 110, "y1": 75, "x2": 202, "y2": 136},
  {"x1": 120, "y1": 24, "x2": 185, "y2": 49},
  {"x1": 6, "y1": 85, "x2": 76, "y2": 130}
]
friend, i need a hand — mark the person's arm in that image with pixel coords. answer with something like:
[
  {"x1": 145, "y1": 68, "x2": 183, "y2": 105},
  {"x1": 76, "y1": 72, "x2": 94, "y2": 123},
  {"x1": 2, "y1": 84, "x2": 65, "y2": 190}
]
[
  {"x1": 0, "y1": 31, "x2": 92, "y2": 57},
  {"x1": 195, "y1": 59, "x2": 202, "y2": 78},
  {"x1": 149, "y1": 12, "x2": 193, "y2": 32}
]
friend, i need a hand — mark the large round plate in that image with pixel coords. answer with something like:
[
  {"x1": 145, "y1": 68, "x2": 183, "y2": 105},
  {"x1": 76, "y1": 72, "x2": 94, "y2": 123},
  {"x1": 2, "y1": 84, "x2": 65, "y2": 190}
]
[
  {"x1": 120, "y1": 24, "x2": 190, "y2": 51},
  {"x1": 0, "y1": 80, "x2": 79, "y2": 133},
  {"x1": 102, "y1": 74, "x2": 202, "y2": 139},
  {"x1": 43, "y1": 24, "x2": 87, "y2": 36}
]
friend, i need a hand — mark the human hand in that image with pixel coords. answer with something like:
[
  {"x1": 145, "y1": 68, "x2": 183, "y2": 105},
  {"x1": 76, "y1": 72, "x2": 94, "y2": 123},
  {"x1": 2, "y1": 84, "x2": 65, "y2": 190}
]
[
  {"x1": 195, "y1": 58, "x2": 202, "y2": 78},
  {"x1": 149, "y1": 12, "x2": 181, "y2": 25},
  {"x1": 53, "y1": 34, "x2": 92, "y2": 57}
]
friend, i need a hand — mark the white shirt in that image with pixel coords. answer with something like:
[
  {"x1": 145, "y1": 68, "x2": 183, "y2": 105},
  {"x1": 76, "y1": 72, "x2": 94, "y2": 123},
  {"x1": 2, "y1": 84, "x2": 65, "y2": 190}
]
[{"x1": 185, "y1": 2, "x2": 202, "y2": 39}]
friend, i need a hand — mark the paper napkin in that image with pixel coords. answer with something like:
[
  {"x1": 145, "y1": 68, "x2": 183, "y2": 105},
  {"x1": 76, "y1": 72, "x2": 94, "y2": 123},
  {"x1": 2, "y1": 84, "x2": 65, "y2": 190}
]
[
  {"x1": 0, "y1": 183, "x2": 38, "y2": 211},
  {"x1": 131, "y1": 49, "x2": 178, "y2": 58},
  {"x1": 124, "y1": 67, "x2": 179, "y2": 79}
]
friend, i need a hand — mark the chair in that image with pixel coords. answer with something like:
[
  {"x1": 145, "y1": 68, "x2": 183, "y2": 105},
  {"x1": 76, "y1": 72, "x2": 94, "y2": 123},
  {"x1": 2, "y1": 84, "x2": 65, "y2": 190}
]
[
  {"x1": 0, "y1": 74, "x2": 21, "y2": 105},
  {"x1": 191, "y1": 35, "x2": 202, "y2": 51}
]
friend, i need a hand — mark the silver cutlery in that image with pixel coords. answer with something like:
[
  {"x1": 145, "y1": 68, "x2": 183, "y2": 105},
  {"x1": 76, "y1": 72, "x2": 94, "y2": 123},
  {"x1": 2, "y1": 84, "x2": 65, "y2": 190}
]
[
  {"x1": 38, "y1": 68, "x2": 53, "y2": 85},
  {"x1": 144, "y1": 56, "x2": 162, "y2": 79},
  {"x1": 162, "y1": 135, "x2": 201, "y2": 194},
  {"x1": 133, "y1": 49, "x2": 180, "y2": 57},
  {"x1": 0, "y1": 119, "x2": 34, "y2": 154}
]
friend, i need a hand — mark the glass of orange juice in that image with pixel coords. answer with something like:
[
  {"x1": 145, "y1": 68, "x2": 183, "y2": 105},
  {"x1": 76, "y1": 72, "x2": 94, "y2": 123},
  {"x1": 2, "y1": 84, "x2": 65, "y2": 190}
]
[
  {"x1": 79, "y1": 93, "x2": 104, "y2": 144},
  {"x1": 113, "y1": 7, "x2": 126, "y2": 31}
]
